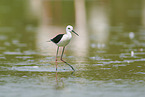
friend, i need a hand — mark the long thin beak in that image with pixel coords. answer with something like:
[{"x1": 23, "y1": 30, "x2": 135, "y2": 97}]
[{"x1": 72, "y1": 30, "x2": 79, "y2": 36}]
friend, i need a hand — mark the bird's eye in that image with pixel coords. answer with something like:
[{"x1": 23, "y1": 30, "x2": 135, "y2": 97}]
[{"x1": 68, "y1": 28, "x2": 70, "y2": 29}]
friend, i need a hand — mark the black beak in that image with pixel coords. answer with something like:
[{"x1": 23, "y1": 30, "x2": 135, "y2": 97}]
[{"x1": 72, "y1": 30, "x2": 79, "y2": 36}]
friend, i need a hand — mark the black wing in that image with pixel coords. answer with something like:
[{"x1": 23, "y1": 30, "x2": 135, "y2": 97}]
[{"x1": 51, "y1": 34, "x2": 64, "y2": 44}]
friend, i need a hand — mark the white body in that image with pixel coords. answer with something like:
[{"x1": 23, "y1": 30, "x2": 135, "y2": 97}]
[
  {"x1": 57, "y1": 25, "x2": 74, "y2": 47},
  {"x1": 57, "y1": 33, "x2": 72, "y2": 47}
]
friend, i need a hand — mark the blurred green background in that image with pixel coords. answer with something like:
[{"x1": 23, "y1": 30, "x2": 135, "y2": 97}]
[{"x1": 0, "y1": 0, "x2": 145, "y2": 97}]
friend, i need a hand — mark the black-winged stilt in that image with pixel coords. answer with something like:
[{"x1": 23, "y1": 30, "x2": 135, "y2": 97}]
[{"x1": 49, "y1": 25, "x2": 79, "y2": 71}]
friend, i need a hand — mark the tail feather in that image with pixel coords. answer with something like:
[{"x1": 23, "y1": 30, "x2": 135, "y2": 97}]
[{"x1": 46, "y1": 40, "x2": 51, "y2": 42}]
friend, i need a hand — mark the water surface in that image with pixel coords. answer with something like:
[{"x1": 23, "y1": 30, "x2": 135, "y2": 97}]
[{"x1": 0, "y1": 0, "x2": 145, "y2": 97}]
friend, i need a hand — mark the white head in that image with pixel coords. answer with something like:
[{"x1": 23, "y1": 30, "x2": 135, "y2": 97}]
[
  {"x1": 66, "y1": 25, "x2": 73, "y2": 32},
  {"x1": 66, "y1": 25, "x2": 79, "y2": 36}
]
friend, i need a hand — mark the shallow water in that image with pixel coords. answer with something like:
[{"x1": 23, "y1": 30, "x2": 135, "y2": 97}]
[{"x1": 1, "y1": 0, "x2": 145, "y2": 97}]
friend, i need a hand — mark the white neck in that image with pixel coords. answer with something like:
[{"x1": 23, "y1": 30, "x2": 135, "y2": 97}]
[{"x1": 66, "y1": 31, "x2": 72, "y2": 37}]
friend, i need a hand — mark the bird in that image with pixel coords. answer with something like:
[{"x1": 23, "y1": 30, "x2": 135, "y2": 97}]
[{"x1": 49, "y1": 25, "x2": 79, "y2": 71}]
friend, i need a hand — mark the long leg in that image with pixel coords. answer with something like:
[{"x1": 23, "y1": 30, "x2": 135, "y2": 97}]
[
  {"x1": 56, "y1": 46, "x2": 59, "y2": 71},
  {"x1": 60, "y1": 47, "x2": 75, "y2": 71}
]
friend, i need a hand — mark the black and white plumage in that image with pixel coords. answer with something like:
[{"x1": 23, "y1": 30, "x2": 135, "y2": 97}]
[
  {"x1": 51, "y1": 34, "x2": 64, "y2": 44},
  {"x1": 49, "y1": 25, "x2": 79, "y2": 71}
]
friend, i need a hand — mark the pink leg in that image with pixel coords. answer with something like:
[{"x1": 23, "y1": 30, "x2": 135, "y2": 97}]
[
  {"x1": 56, "y1": 46, "x2": 59, "y2": 71},
  {"x1": 56, "y1": 71, "x2": 58, "y2": 81},
  {"x1": 60, "y1": 47, "x2": 75, "y2": 71}
]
